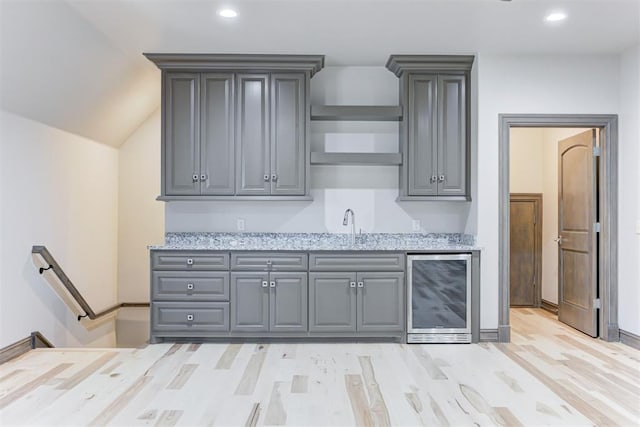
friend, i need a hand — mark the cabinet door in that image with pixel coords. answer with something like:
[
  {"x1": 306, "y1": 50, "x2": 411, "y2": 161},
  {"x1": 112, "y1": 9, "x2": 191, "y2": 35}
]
[
  {"x1": 201, "y1": 73, "x2": 235, "y2": 195},
  {"x1": 357, "y1": 272, "x2": 404, "y2": 332},
  {"x1": 236, "y1": 74, "x2": 270, "y2": 195},
  {"x1": 270, "y1": 73, "x2": 305, "y2": 195},
  {"x1": 230, "y1": 272, "x2": 269, "y2": 332},
  {"x1": 407, "y1": 74, "x2": 437, "y2": 196},
  {"x1": 309, "y1": 272, "x2": 356, "y2": 332},
  {"x1": 269, "y1": 272, "x2": 308, "y2": 332},
  {"x1": 164, "y1": 73, "x2": 200, "y2": 195},
  {"x1": 437, "y1": 75, "x2": 467, "y2": 197}
]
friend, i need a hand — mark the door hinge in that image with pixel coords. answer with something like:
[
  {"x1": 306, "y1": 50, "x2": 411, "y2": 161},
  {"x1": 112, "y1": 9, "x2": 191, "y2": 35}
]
[
  {"x1": 594, "y1": 222, "x2": 601, "y2": 233},
  {"x1": 594, "y1": 298, "x2": 601, "y2": 309},
  {"x1": 593, "y1": 146, "x2": 601, "y2": 157}
]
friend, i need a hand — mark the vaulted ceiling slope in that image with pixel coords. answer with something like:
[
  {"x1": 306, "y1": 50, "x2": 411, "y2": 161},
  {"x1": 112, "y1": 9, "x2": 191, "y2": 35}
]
[{"x1": 1, "y1": 0, "x2": 638, "y2": 147}]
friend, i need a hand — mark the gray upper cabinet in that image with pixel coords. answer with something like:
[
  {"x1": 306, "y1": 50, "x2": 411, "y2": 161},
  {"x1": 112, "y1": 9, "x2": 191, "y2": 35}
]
[
  {"x1": 386, "y1": 55, "x2": 474, "y2": 201},
  {"x1": 270, "y1": 74, "x2": 306, "y2": 195},
  {"x1": 164, "y1": 73, "x2": 200, "y2": 196},
  {"x1": 236, "y1": 74, "x2": 270, "y2": 195},
  {"x1": 145, "y1": 54, "x2": 324, "y2": 201},
  {"x1": 201, "y1": 73, "x2": 235, "y2": 195}
]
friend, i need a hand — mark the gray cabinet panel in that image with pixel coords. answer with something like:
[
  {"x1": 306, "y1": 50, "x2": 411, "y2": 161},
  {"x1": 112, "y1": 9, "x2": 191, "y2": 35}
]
[
  {"x1": 151, "y1": 251, "x2": 230, "y2": 271},
  {"x1": 230, "y1": 272, "x2": 269, "y2": 332},
  {"x1": 407, "y1": 74, "x2": 437, "y2": 196},
  {"x1": 270, "y1": 74, "x2": 305, "y2": 195},
  {"x1": 152, "y1": 271, "x2": 229, "y2": 301},
  {"x1": 165, "y1": 73, "x2": 200, "y2": 196},
  {"x1": 231, "y1": 252, "x2": 308, "y2": 271},
  {"x1": 309, "y1": 253, "x2": 405, "y2": 272},
  {"x1": 236, "y1": 74, "x2": 270, "y2": 195},
  {"x1": 152, "y1": 302, "x2": 229, "y2": 332},
  {"x1": 269, "y1": 272, "x2": 308, "y2": 332},
  {"x1": 309, "y1": 272, "x2": 357, "y2": 332},
  {"x1": 356, "y1": 272, "x2": 404, "y2": 332},
  {"x1": 437, "y1": 75, "x2": 466, "y2": 197},
  {"x1": 201, "y1": 73, "x2": 235, "y2": 195}
]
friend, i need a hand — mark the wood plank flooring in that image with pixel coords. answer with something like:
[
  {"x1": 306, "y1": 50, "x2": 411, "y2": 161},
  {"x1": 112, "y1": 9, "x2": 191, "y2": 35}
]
[{"x1": 0, "y1": 308, "x2": 638, "y2": 426}]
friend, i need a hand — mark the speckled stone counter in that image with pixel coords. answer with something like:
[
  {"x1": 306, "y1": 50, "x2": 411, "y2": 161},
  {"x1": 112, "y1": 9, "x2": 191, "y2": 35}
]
[{"x1": 149, "y1": 232, "x2": 478, "y2": 251}]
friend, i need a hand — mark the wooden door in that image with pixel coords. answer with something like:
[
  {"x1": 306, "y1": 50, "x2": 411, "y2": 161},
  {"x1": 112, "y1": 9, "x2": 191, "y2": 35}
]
[
  {"x1": 509, "y1": 194, "x2": 542, "y2": 307},
  {"x1": 557, "y1": 130, "x2": 598, "y2": 337}
]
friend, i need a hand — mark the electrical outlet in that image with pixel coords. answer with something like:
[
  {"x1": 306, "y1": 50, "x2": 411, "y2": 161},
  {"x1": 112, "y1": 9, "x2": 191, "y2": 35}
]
[
  {"x1": 412, "y1": 219, "x2": 421, "y2": 232},
  {"x1": 237, "y1": 218, "x2": 245, "y2": 231}
]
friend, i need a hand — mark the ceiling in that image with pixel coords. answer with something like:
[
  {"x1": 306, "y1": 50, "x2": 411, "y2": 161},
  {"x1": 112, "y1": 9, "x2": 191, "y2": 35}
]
[{"x1": 1, "y1": 0, "x2": 638, "y2": 147}]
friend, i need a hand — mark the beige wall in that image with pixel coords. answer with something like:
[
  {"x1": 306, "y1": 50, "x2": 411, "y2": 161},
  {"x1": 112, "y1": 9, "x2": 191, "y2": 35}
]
[
  {"x1": 117, "y1": 109, "x2": 164, "y2": 302},
  {"x1": 0, "y1": 110, "x2": 119, "y2": 347}
]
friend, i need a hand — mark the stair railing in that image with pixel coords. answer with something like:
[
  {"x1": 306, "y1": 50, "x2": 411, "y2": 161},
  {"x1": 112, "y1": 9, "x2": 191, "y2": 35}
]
[{"x1": 32, "y1": 246, "x2": 148, "y2": 321}]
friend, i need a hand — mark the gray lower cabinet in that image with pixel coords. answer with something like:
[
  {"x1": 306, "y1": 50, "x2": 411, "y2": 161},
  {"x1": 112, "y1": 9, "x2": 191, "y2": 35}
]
[
  {"x1": 153, "y1": 302, "x2": 230, "y2": 333},
  {"x1": 309, "y1": 271, "x2": 404, "y2": 333},
  {"x1": 231, "y1": 271, "x2": 308, "y2": 333}
]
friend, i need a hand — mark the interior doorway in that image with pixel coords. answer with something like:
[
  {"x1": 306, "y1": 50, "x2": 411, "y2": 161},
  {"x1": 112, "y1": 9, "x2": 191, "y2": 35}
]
[{"x1": 498, "y1": 115, "x2": 619, "y2": 343}]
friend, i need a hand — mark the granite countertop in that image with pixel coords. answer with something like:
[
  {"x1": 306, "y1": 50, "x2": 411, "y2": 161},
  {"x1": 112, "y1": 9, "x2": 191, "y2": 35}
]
[{"x1": 149, "y1": 232, "x2": 479, "y2": 251}]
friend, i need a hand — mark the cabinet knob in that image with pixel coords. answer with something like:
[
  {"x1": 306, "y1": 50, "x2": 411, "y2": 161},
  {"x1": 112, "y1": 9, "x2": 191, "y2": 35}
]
[
  {"x1": 187, "y1": 283, "x2": 194, "y2": 290},
  {"x1": 200, "y1": 174, "x2": 207, "y2": 181},
  {"x1": 271, "y1": 174, "x2": 278, "y2": 182},
  {"x1": 439, "y1": 175, "x2": 445, "y2": 182},
  {"x1": 262, "y1": 280, "x2": 269, "y2": 288},
  {"x1": 431, "y1": 175, "x2": 437, "y2": 183},
  {"x1": 350, "y1": 281, "x2": 356, "y2": 288},
  {"x1": 186, "y1": 258, "x2": 194, "y2": 266},
  {"x1": 187, "y1": 314, "x2": 194, "y2": 321},
  {"x1": 357, "y1": 281, "x2": 364, "y2": 288},
  {"x1": 263, "y1": 174, "x2": 270, "y2": 182},
  {"x1": 270, "y1": 281, "x2": 276, "y2": 288},
  {"x1": 192, "y1": 174, "x2": 199, "y2": 182}
]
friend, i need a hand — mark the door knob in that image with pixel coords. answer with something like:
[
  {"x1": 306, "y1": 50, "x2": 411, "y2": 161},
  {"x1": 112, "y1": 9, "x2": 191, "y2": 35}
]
[{"x1": 554, "y1": 236, "x2": 563, "y2": 245}]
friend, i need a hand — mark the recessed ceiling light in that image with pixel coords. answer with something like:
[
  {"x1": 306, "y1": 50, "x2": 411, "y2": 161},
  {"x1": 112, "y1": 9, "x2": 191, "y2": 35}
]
[
  {"x1": 545, "y1": 12, "x2": 567, "y2": 22},
  {"x1": 218, "y1": 9, "x2": 238, "y2": 18}
]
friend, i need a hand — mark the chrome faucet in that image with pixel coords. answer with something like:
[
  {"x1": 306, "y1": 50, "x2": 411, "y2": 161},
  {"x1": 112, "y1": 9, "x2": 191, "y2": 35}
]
[{"x1": 343, "y1": 209, "x2": 356, "y2": 245}]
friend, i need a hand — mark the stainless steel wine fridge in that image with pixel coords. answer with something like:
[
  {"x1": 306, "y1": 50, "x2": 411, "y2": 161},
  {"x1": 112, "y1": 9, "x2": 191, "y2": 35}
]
[{"x1": 407, "y1": 254, "x2": 472, "y2": 343}]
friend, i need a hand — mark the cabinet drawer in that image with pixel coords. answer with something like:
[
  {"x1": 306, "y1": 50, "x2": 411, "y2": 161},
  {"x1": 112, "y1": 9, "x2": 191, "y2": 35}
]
[
  {"x1": 152, "y1": 271, "x2": 229, "y2": 301},
  {"x1": 152, "y1": 302, "x2": 229, "y2": 332},
  {"x1": 151, "y1": 251, "x2": 230, "y2": 270},
  {"x1": 231, "y1": 252, "x2": 308, "y2": 271},
  {"x1": 309, "y1": 253, "x2": 405, "y2": 271}
]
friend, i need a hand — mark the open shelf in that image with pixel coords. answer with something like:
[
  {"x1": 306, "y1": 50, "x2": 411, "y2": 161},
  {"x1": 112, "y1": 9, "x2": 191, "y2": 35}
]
[
  {"x1": 310, "y1": 105, "x2": 402, "y2": 121},
  {"x1": 310, "y1": 152, "x2": 402, "y2": 166}
]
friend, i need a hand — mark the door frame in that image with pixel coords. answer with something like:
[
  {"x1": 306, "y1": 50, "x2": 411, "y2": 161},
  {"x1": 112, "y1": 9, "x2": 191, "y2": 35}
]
[
  {"x1": 498, "y1": 114, "x2": 618, "y2": 342},
  {"x1": 509, "y1": 193, "x2": 543, "y2": 308}
]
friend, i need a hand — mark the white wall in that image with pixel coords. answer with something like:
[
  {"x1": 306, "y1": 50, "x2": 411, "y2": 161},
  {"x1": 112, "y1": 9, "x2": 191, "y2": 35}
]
[
  {"x1": 618, "y1": 44, "x2": 640, "y2": 336},
  {"x1": 166, "y1": 67, "x2": 475, "y2": 235},
  {"x1": 0, "y1": 110, "x2": 119, "y2": 348},
  {"x1": 118, "y1": 109, "x2": 164, "y2": 303},
  {"x1": 477, "y1": 54, "x2": 620, "y2": 329}
]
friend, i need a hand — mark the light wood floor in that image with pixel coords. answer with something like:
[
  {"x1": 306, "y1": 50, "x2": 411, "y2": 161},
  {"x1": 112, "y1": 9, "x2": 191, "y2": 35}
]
[{"x1": 0, "y1": 308, "x2": 638, "y2": 426}]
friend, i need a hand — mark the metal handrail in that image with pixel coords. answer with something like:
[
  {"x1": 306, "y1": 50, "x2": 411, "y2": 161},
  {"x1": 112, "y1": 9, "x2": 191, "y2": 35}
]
[{"x1": 31, "y1": 246, "x2": 148, "y2": 321}]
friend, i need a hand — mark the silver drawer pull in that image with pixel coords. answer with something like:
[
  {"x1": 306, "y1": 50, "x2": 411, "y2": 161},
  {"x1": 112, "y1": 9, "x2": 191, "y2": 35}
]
[
  {"x1": 266, "y1": 260, "x2": 272, "y2": 265},
  {"x1": 187, "y1": 314, "x2": 194, "y2": 321},
  {"x1": 192, "y1": 174, "x2": 199, "y2": 182},
  {"x1": 264, "y1": 174, "x2": 270, "y2": 181},
  {"x1": 439, "y1": 175, "x2": 445, "y2": 182},
  {"x1": 350, "y1": 281, "x2": 356, "y2": 288},
  {"x1": 271, "y1": 174, "x2": 278, "y2": 182},
  {"x1": 262, "y1": 281, "x2": 269, "y2": 288},
  {"x1": 270, "y1": 281, "x2": 276, "y2": 288},
  {"x1": 187, "y1": 283, "x2": 194, "y2": 290},
  {"x1": 187, "y1": 258, "x2": 194, "y2": 265},
  {"x1": 357, "y1": 281, "x2": 364, "y2": 288},
  {"x1": 200, "y1": 174, "x2": 207, "y2": 181},
  {"x1": 431, "y1": 175, "x2": 437, "y2": 183}
]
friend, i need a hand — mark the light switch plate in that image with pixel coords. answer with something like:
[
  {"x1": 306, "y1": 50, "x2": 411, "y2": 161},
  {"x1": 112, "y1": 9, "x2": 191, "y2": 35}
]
[{"x1": 237, "y1": 218, "x2": 245, "y2": 231}]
